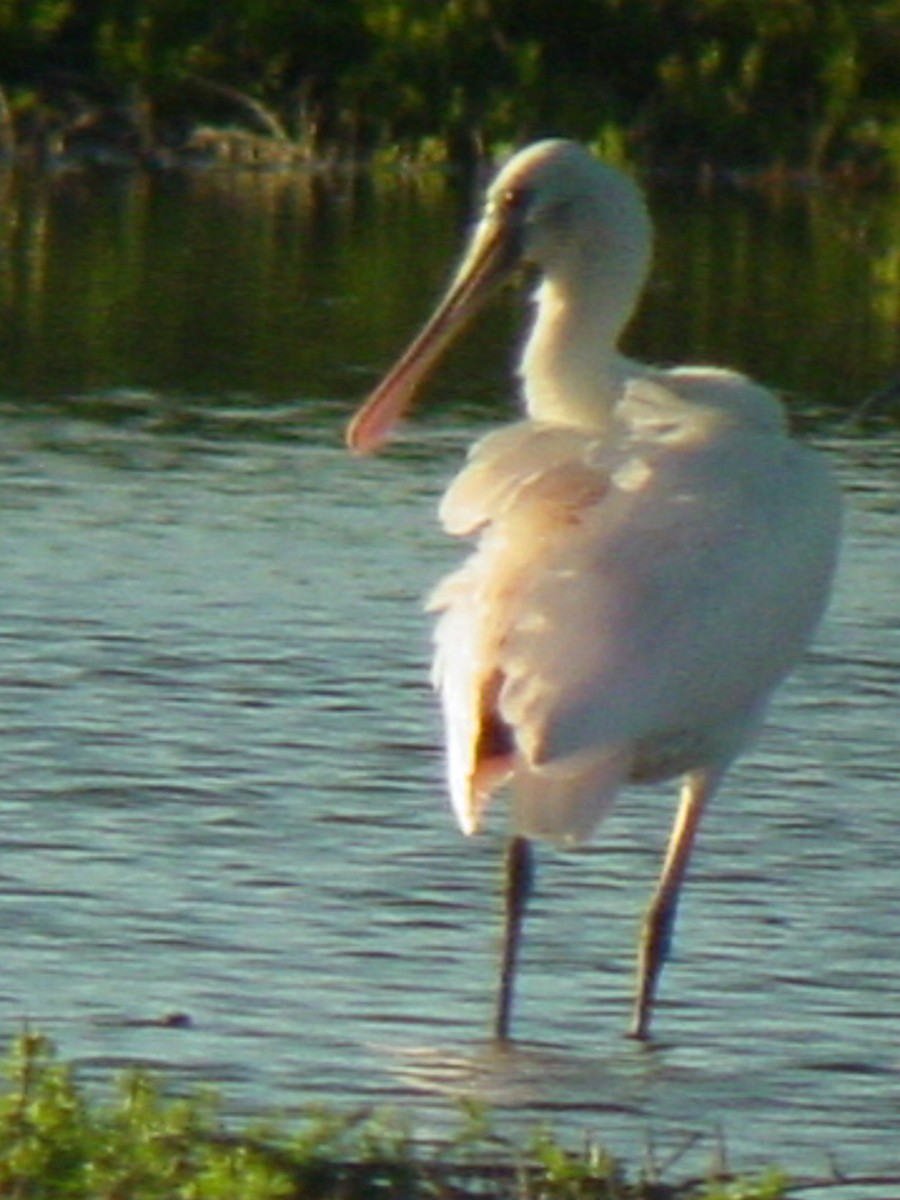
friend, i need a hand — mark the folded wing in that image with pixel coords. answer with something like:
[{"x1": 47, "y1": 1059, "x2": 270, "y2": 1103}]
[{"x1": 429, "y1": 381, "x2": 841, "y2": 845}]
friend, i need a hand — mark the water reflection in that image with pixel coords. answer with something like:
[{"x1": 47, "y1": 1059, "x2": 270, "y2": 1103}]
[
  {"x1": 0, "y1": 169, "x2": 897, "y2": 1189},
  {"x1": 1, "y1": 166, "x2": 900, "y2": 418},
  {"x1": 0, "y1": 166, "x2": 464, "y2": 405}
]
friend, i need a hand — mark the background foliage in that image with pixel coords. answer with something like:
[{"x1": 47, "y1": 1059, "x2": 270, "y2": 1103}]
[{"x1": 2, "y1": 1, "x2": 900, "y2": 171}]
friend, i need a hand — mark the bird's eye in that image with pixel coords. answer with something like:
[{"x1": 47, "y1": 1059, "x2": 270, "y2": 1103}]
[
  {"x1": 487, "y1": 186, "x2": 531, "y2": 223},
  {"x1": 500, "y1": 187, "x2": 531, "y2": 214}
]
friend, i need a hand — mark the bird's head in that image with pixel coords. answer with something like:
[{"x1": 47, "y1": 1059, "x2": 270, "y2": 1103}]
[
  {"x1": 346, "y1": 139, "x2": 649, "y2": 454},
  {"x1": 483, "y1": 139, "x2": 648, "y2": 275}
]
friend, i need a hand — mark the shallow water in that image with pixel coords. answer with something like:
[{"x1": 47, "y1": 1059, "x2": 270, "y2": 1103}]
[{"x1": 0, "y1": 167, "x2": 898, "y2": 1187}]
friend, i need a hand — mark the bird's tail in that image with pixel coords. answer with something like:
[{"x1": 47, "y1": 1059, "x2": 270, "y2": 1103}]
[{"x1": 510, "y1": 749, "x2": 630, "y2": 847}]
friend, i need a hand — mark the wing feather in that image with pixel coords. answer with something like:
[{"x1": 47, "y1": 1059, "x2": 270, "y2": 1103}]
[{"x1": 430, "y1": 380, "x2": 841, "y2": 845}]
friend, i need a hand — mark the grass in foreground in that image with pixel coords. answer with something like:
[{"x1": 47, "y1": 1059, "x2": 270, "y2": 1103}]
[{"x1": 0, "y1": 1030, "x2": 864, "y2": 1200}]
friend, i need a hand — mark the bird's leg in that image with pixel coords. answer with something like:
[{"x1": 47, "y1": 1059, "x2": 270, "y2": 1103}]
[
  {"x1": 495, "y1": 835, "x2": 535, "y2": 1042},
  {"x1": 630, "y1": 769, "x2": 718, "y2": 1041}
]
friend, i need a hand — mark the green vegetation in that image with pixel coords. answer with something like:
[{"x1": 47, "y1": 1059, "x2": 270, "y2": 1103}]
[
  {"x1": 2, "y1": 1, "x2": 900, "y2": 173},
  {"x1": 0, "y1": 1030, "x2": 892, "y2": 1200}
]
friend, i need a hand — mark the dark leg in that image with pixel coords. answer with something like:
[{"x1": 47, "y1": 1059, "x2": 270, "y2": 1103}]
[
  {"x1": 630, "y1": 769, "x2": 718, "y2": 1040},
  {"x1": 494, "y1": 835, "x2": 535, "y2": 1042}
]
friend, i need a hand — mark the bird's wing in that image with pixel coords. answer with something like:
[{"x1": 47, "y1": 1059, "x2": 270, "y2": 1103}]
[
  {"x1": 438, "y1": 421, "x2": 609, "y2": 535},
  {"x1": 429, "y1": 419, "x2": 620, "y2": 835},
  {"x1": 498, "y1": 414, "x2": 839, "y2": 766},
  {"x1": 430, "y1": 381, "x2": 840, "y2": 843}
]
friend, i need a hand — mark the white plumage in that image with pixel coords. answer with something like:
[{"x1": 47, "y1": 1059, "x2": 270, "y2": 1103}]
[{"x1": 347, "y1": 139, "x2": 841, "y2": 1040}]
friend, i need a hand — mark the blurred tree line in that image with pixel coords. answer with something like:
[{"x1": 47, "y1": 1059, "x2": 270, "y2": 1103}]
[{"x1": 2, "y1": 0, "x2": 900, "y2": 173}]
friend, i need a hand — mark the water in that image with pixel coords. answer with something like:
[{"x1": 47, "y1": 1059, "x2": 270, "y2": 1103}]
[{"x1": 0, "y1": 165, "x2": 898, "y2": 1187}]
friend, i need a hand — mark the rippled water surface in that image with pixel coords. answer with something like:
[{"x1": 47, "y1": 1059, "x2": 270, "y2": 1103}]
[{"x1": 0, "y1": 166, "x2": 898, "y2": 1187}]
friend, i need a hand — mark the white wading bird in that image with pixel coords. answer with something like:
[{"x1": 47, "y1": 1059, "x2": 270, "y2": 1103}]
[{"x1": 346, "y1": 139, "x2": 841, "y2": 1041}]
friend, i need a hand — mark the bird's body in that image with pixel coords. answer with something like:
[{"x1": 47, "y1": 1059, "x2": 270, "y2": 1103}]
[
  {"x1": 430, "y1": 381, "x2": 837, "y2": 845},
  {"x1": 347, "y1": 139, "x2": 841, "y2": 1039}
]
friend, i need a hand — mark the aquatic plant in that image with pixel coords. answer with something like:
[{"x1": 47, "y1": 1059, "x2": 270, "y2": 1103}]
[{"x1": 0, "y1": 1030, "x2": 888, "y2": 1200}]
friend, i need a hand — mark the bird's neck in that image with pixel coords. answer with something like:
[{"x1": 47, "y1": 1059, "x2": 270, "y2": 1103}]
[{"x1": 518, "y1": 231, "x2": 649, "y2": 429}]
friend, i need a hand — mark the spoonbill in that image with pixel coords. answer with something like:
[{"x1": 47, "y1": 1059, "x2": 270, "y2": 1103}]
[{"x1": 346, "y1": 139, "x2": 841, "y2": 1041}]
